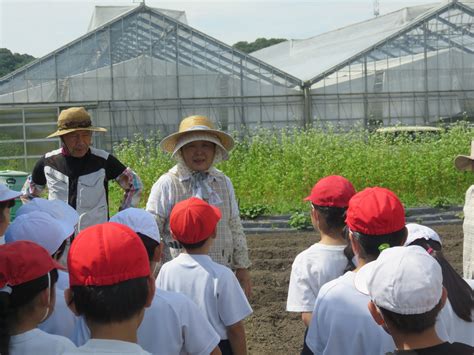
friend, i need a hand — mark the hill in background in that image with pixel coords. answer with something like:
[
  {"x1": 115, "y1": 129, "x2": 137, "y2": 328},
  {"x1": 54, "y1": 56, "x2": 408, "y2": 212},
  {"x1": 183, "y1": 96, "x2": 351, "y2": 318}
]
[
  {"x1": 232, "y1": 38, "x2": 286, "y2": 54},
  {"x1": 0, "y1": 48, "x2": 36, "y2": 77}
]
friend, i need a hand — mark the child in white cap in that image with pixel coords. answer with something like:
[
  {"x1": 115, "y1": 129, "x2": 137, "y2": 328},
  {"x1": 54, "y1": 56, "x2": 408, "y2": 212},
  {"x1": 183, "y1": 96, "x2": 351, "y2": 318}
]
[
  {"x1": 405, "y1": 223, "x2": 474, "y2": 347},
  {"x1": 5, "y1": 210, "x2": 78, "y2": 340},
  {"x1": 0, "y1": 241, "x2": 76, "y2": 355},
  {"x1": 15, "y1": 197, "x2": 79, "y2": 290},
  {"x1": 0, "y1": 184, "x2": 21, "y2": 244},
  {"x1": 355, "y1": 245, "x2": 474, "y2": 354},
  {"x1": 73, "y1": 208, "x2": 222, "y2": 355}
]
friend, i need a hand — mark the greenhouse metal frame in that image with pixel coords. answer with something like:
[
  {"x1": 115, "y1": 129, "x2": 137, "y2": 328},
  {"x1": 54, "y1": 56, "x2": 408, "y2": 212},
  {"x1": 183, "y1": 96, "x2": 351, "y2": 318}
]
[{"x1": 0, "y1": 1, "x2": 473, "y2": 170}]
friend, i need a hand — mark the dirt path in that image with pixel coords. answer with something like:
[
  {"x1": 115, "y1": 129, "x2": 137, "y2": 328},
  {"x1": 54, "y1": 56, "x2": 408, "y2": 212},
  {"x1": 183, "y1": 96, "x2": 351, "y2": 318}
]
[{"x1": 244, "y1": 224, "x2": 464, "y2": 354}]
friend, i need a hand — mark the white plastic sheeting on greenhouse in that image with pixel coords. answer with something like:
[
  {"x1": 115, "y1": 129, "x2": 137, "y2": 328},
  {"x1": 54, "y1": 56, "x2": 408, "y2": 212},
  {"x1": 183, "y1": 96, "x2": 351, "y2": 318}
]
[
  {"x1": 0, "y1": 54, "x2": 296, "y2": 103},
  {"x1": 252, "y1": 4, "x2": 436, "y2": 82},
  {"x1": 311, "y1": 49, "x2": 471, "y2": 125},
  {"x1": 87, "y1": 5, "x2": 187, "y2": 32}
]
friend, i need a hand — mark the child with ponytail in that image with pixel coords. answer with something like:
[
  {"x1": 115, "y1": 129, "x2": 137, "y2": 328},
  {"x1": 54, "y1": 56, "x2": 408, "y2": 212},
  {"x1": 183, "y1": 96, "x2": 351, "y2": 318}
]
[{"x1": 405, "y1": 223, "x2": 474, "y2": 346}]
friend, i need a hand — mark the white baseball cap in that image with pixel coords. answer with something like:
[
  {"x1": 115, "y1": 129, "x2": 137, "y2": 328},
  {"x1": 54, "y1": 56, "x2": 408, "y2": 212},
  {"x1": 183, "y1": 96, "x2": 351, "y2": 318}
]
[
  {"x1": 354, "y1": 245, "x2": 443, "y2": 315},
  {"x1": 16, "y1": 198, "x2": 79, "y2": 238},
  {"x1": 0, "y1": 184, "x2": 22, "y2": 202},
  {"x1": 110, "y1": 208, "x2": 160, "y2": 243},
  {"x1": 5, "y1": 210, "x2": 69, "y2": 255},
  {"x1": 405, "y1": 223, "x2": 442, "y2": 246}
]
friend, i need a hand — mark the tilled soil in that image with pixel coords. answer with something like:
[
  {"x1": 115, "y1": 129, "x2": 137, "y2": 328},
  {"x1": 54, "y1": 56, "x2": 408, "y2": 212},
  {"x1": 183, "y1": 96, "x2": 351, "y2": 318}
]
[{"x1": 244, "y1": 224, "x2": 464, "y2": 354}]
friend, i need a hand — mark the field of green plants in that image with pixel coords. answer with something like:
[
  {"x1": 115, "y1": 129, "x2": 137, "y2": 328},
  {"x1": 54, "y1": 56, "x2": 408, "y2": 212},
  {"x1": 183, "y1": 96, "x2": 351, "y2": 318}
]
[{"x1": 108, "y1": 123, "x2": 474, "y2": 216}]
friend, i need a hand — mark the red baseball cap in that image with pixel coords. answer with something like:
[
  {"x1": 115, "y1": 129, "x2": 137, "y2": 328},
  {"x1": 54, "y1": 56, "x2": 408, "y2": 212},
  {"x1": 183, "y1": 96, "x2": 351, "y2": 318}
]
[
  {"x1": 304, "y1": 175, "x2": 356, "y2": 208},
  {"x1": 0, "y1": 241, "x2": 65, "y2": 289},
  {"x1": 68, "y1": 222, "x2": 150, "y2": 287},
  {"x1": 170, "y1": 197, "x2": 222, "y2": 244},
  {"x1": 345, "y1": 187, "x2": 405, "y2": 235}
]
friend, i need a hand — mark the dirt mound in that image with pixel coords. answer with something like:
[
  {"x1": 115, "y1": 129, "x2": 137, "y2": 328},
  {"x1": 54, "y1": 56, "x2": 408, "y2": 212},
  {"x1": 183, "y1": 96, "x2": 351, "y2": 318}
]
[{"x1": 245, "y1": 224, "x2": 463, "y2": 354}]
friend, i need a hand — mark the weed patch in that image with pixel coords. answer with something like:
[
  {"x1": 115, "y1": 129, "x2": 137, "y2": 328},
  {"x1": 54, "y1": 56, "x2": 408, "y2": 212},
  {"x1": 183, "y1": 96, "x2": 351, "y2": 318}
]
[{"x1": 108, "y1": 123, "x2": 474, "y2": 215}]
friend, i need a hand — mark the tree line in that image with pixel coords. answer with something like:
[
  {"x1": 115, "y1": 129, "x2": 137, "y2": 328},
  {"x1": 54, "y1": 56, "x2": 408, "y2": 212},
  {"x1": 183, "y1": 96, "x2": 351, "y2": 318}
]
[{"x1": 0, "y1": 48, "x2": 36, "y2": 77}]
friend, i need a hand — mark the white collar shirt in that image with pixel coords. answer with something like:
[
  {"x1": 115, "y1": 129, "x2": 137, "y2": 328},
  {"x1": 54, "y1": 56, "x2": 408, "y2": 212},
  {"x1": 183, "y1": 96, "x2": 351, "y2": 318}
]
[
  {"x1": 73, "y1": 289, "x2": 220, "y2": 355},
  {"x1": 287, "y1": 243, "x2": 348, "y2": 312},
  {"x1": 9, "y1": 328, "x2": 76, "y2": 355},
  {"x1": 156, "y1": 254, "x2": 253, "y2": 339},
  {"x1": 306, "y1": 271, "x2": 395, "y2": 355},
  {"x1": 65, "y1": 339, "x2": 150, "y2": 355}
]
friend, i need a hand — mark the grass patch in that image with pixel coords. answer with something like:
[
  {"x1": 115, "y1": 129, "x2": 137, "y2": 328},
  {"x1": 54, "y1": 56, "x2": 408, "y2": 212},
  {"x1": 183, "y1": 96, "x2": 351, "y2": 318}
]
[{"x1": 108, "y1": 123, "x2": 474, "y2": 215}]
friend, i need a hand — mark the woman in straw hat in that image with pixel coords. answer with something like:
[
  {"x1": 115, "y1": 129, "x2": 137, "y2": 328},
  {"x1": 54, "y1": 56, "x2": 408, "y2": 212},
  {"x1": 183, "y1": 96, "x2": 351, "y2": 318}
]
[
  {"x1": 22, "y1": 107, "x2": 143, "y2": 231},
  {"x1": 455, "y1": 141, "x2": 474, "y2": 279},
  {"x1": 146, "y1": 115, "x2": 252, "y2": 296}
]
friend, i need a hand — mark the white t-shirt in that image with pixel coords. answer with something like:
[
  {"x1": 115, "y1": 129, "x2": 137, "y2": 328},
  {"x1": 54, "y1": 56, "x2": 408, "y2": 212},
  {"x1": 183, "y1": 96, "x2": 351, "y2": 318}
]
[
  {"x1": 157, "y1": 253, "x2": 253, "y2": 340},
  {"x1": 287, "y1": 243, "x2": 348, "y2": 312},
  {"x1": 10, "y1": 328, "x2": 76, "y2": 355},
  {"x1": 65, "y1": 339, "x2": 150, "y2": 354},
  {"x1": 435, "y1": 281, "x2": 474, "y2": 346},
  {"x1": 73, "y1": 289, "x2": 220, "y2": 355},
  {"x1": 306, "y1": 271, "x2": 395, "y2": 355},
  {"x1": 39, "y1": 287, "x2": 77, "y2": 340}
]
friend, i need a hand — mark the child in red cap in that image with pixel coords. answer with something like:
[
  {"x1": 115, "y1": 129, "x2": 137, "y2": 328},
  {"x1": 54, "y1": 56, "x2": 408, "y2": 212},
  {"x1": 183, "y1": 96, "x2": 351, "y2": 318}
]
[
  {"x1": 0, "y1": 241, "x2": 76, "y2": 355},
  {"x1": 287, "y1": 175, "x2": 355, "y2": 353},
  {"x1": 73, "y1": 208, "x2": 221, "y2": 355},
  {"x1": 64, "y1": 222, "x2": 155, "y2": 354},
  {"x1": 157, "y1": 197, "x2": 253, "y2": 355},
  {"x1": 305, "y1": 187, "x2": 408, "y2": 355}
]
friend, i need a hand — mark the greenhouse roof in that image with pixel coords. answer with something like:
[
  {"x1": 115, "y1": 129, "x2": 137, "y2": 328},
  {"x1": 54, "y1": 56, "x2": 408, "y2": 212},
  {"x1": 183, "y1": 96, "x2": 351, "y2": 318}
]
[
  {"x1": 0, "y1": 4, "x2": 302, "y2": 95},
  {"x1": 87, "y1": 5, "x2": 188, "y2": 32},
  {"x1": 252, "y1": 1, "x2": 474, "y2": 85}
]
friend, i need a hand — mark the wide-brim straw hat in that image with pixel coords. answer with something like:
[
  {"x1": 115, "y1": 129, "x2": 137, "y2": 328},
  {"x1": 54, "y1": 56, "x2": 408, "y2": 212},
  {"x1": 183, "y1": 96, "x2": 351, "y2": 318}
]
[
  {"x1": 160, "y1": 115, "x2": 234, "y2": 154},
  {"x1": 455, "y1": 140, "x2": 474, "y2": 171},
  {"x1": 47, "y1": 107, "x2": 107, "y2": 138}
]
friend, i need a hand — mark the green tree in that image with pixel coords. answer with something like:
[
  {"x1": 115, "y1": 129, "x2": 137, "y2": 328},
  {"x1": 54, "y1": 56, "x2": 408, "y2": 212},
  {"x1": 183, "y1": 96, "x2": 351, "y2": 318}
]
[
  {"x1": 0, "y1": 48, "x2": 35, "y2": 77},
  {"x1": 232, "y1": 38, "x2": 286, "y2": 54}
]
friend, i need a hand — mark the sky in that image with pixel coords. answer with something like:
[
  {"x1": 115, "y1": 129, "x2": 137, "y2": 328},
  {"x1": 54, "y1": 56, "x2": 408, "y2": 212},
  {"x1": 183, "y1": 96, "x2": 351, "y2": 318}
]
[{"x1": 0, "y1": 0, "x2": 442, "y2": 58}]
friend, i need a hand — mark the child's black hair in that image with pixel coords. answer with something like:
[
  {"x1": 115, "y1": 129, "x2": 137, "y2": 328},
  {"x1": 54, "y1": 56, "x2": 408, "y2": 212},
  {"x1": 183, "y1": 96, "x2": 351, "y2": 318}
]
[
  {"x1": 136, "y1": 232, "x2": 160, "y2": 261},
  {"x1": 379, "y1": 298, "x2": 443, "y2": 334},
  {"x1": 70, "y1": 277, "x2": 149, "y2": 325},
  {"x1": 409, "y1": 238, "x2": 473, "y2": 322},
  {"x1": 350, "y1": 227, "x2": 407, "y2": 262},
  {"x1": 0, "y1": 199, "x2": 15, "y2": 224},
  {"x1": 312, "y1": 204, "x2": 347, "y2": 231},
  {"x1": 180, "y1": 239, "x2": 208, "y2": 250},
  {"x1": 0, "y1": 269, "x2": 58, "y2": 355},
  {"x1": 52, "y1": 239, "x2": 68, "y2": 261},
  {"x1": 342, "y1": 226, "x2": 356, "y2": 272}
]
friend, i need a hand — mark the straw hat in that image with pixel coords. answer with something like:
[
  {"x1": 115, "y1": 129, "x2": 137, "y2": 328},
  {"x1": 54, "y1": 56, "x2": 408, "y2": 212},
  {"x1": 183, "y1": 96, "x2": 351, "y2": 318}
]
[
  {"x1": 47, "y1": 107, "x2": 107, "y2": 138},
  {"x1": 160, "y1": 115, "x2": 234, "y2": 155},
  {"x1": 455, "y1": 141, "x2": 474, "y2": 171}
]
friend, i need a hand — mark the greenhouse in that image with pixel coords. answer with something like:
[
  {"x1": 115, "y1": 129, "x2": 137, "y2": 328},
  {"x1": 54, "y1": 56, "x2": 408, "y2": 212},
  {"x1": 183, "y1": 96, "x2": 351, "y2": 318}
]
[{"x1": 1, "y1": 1, "x2": 474, "y2": 169}]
